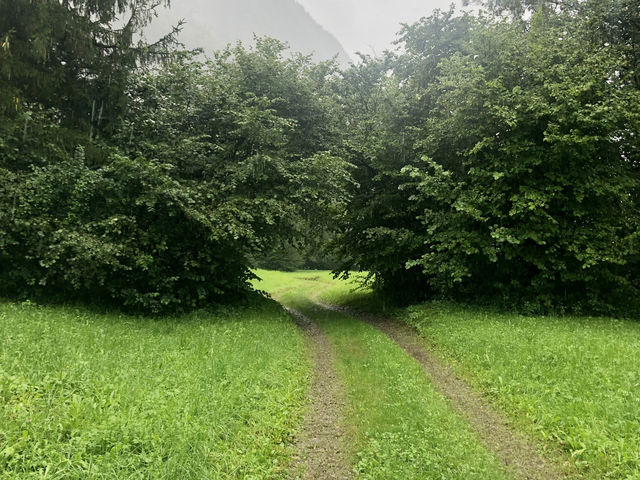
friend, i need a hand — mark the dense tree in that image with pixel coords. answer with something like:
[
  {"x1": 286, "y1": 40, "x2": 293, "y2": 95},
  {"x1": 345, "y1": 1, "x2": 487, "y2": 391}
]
[
  {"x1": 406, "y1": 13, "x2": 638, "y2": 310},
  {"x1": 0, "y1": 3, "x2": 350, "y2": 313},
  {"x1": 1, "y1": 0, "x2": 638, "y2": 315},
  {"x1": 331, "y1": 11, "x2": 478, "y2": 302},
  {"x1": 334, "y1": 3, "x2": 640, "y2": 313},
  {"x1": 0, "y1": 0, "x2": 178, "y2": 135}
]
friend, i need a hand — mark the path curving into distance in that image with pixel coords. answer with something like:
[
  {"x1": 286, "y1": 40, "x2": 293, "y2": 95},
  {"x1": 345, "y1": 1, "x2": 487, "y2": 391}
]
[
  {"x1": 259, "y1": 271, "x2": 570, "y2": 479},
  {"x1": 314, "y1": 299, "x2": 568, "y2": 480},
  {"x1": 284, "y1": 307, "x2": 351, "y2": 480}
]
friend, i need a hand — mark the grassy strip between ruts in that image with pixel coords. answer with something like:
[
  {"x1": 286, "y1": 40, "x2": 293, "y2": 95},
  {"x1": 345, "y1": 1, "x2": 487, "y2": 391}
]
[
  {"x1": 257, "y1": 270, "x2": 510, "y2": 479},
  {"x1": 318, "y1": 272, "x2": 640, "y2": 480},
  {"x1": 0, "y1": 299, "x2": 309, "y2": 479}
]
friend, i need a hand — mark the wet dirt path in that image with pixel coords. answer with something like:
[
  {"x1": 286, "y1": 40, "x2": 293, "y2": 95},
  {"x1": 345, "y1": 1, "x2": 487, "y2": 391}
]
[
  {"x1": 314, "y1": 300, "x2": 569, "y2": 480},
  {"x1": 285, "y1": 307, "x2": 351, "y2": 480}
]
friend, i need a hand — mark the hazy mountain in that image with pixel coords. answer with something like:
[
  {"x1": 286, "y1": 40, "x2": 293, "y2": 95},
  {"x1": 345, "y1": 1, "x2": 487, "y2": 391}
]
[{"x1": 146, "y1": 0, "x2": 351, "y2": 66}]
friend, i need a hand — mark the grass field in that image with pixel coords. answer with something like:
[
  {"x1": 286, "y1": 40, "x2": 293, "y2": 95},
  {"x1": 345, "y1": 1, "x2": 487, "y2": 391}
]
[
  {"x1": 0, "y1": 300, "x2": 309, "y2": 479},
  {"x1": 320, "y1": 274, "x2": 640, "y2": 480},
  {"x1": 3, "y1": 270, "x2": 638, "y2": 479},
  {"x1": 257, "y1": 270, "x2": 510, "y2": 479}
]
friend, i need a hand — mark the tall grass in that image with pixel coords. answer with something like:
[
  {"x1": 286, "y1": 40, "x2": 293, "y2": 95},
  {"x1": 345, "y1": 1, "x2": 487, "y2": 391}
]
[{"x1": 0, "y1": 300, "x2": 309, "y2": 479}]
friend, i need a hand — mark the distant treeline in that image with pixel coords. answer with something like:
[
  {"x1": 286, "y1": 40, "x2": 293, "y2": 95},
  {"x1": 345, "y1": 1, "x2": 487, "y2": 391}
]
[{"x1": 1, "y1": 0, "x2": 638, "y2": 314}]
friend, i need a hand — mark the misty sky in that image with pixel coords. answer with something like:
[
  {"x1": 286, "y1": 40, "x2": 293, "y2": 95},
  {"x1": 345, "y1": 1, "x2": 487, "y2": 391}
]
[{"x1": 298, "y1": 0, "x2": 460, "y2": 58}]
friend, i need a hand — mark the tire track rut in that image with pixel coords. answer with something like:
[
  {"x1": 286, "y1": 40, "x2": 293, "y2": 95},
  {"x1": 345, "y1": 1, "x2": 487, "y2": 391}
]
[
  {"x1": 285, "y1": 307, "x2": 350, "y2": 480},
  {"x1": 314, "y1": 300, "x2": 569, "y2": 480}
]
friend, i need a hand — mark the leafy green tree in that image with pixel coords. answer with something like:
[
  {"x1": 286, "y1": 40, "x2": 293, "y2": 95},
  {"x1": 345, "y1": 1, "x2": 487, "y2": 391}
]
[
  {"x1": 332, "y1": 11, "x2": 477, "y2": 301},
  {"x1": 334, "y1": 4, "x2": 640, "y2": 313},
  {"x1": 0, "y1": 42, "x2": 351, "y2": 313}
]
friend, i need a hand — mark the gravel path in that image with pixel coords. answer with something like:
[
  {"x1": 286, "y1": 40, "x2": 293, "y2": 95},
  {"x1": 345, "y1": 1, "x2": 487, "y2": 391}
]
[{"x1": 285, "y1": 307, "x2": 351, "y2": 480}]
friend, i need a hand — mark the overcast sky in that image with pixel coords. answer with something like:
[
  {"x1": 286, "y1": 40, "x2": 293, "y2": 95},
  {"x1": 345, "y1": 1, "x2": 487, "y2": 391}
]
[{"x1": 297, "y1": 0, "x2": 460, "y2": 58}]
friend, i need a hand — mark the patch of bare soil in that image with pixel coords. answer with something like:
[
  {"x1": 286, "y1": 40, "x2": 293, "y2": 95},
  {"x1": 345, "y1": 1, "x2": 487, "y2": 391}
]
[
  {"x1": 315, "y1": 301, "x2": 570, "y2": 480},
  {"x1": 285, "y1": 307, "x2": 351, "y2": 480}
]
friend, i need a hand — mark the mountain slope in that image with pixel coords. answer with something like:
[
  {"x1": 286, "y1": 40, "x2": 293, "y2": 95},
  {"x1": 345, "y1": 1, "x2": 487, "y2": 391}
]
[{"x1": 146, "y1": 0, "x2": 351, "y2": 66}]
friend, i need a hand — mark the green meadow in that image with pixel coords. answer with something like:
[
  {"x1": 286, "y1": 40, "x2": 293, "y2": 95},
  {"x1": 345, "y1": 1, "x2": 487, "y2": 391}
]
[
  {"x1": 0, "y1": 300, "x2": 309, "y2": 479},
  {"x1": 1, "y1": 271, "x2": 639, "y2": 479},
  {"x1": 320, "y1": 273, "x2": 640, "y2": 479}
]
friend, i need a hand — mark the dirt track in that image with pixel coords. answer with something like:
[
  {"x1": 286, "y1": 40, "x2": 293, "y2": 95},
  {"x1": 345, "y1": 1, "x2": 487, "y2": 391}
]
[
  {"x1": 314, "y1": 300, "x2": 569, "y2": 480},
  {"x1": 285, "y1": 307, "x2": 350, "y2": 480}
]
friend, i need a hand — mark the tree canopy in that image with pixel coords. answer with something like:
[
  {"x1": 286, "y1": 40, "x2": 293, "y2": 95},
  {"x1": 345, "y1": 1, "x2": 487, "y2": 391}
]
[
  {"x1": 332, "y1": 1, "x2": 640, "y2": 314},
  {"x1": 1, "y1": 0, "x2": 638, "y2": 315},
  {"x1": 0, "y1": 2, "x2": 350, "y2": 312}
]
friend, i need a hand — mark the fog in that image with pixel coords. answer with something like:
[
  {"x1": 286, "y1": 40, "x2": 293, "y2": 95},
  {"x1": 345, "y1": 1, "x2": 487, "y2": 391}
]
[
  {"x1": 144, "y1": 0, "x2": 461, "y2": 66},
  {"x1": 298, "y1": 0, "x2": 460, "y2": 57}
]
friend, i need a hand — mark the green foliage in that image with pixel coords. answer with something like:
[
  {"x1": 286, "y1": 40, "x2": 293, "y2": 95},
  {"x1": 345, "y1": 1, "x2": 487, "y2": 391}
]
[
  {"x1": 0, "y1": 13, "x2": 350, "y2": 313},
  {"x1": 0, "y1": 300, "x2": 309, "y2": 478},
  {"x1": 3, "y1": 0, "x2": 639, "y2": 314},
  {"x1": 406, "y1": 13, "x2": 639, "y2": 310},
  {"x1": 0, "y1": 0, "x2": 177, "y2": 137},
  {"x1": 328, "y1": 53, "x2": 428, "y2": 301},
  {"x1": 333, "y1": 4, "x2": 640, "y2": 313},
  {"x1": 0, "y1": 149, "x2": 262, "y2": 312},
  {"x1": 255, "y1": 238, "x2": 339, "y2": 272}
]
